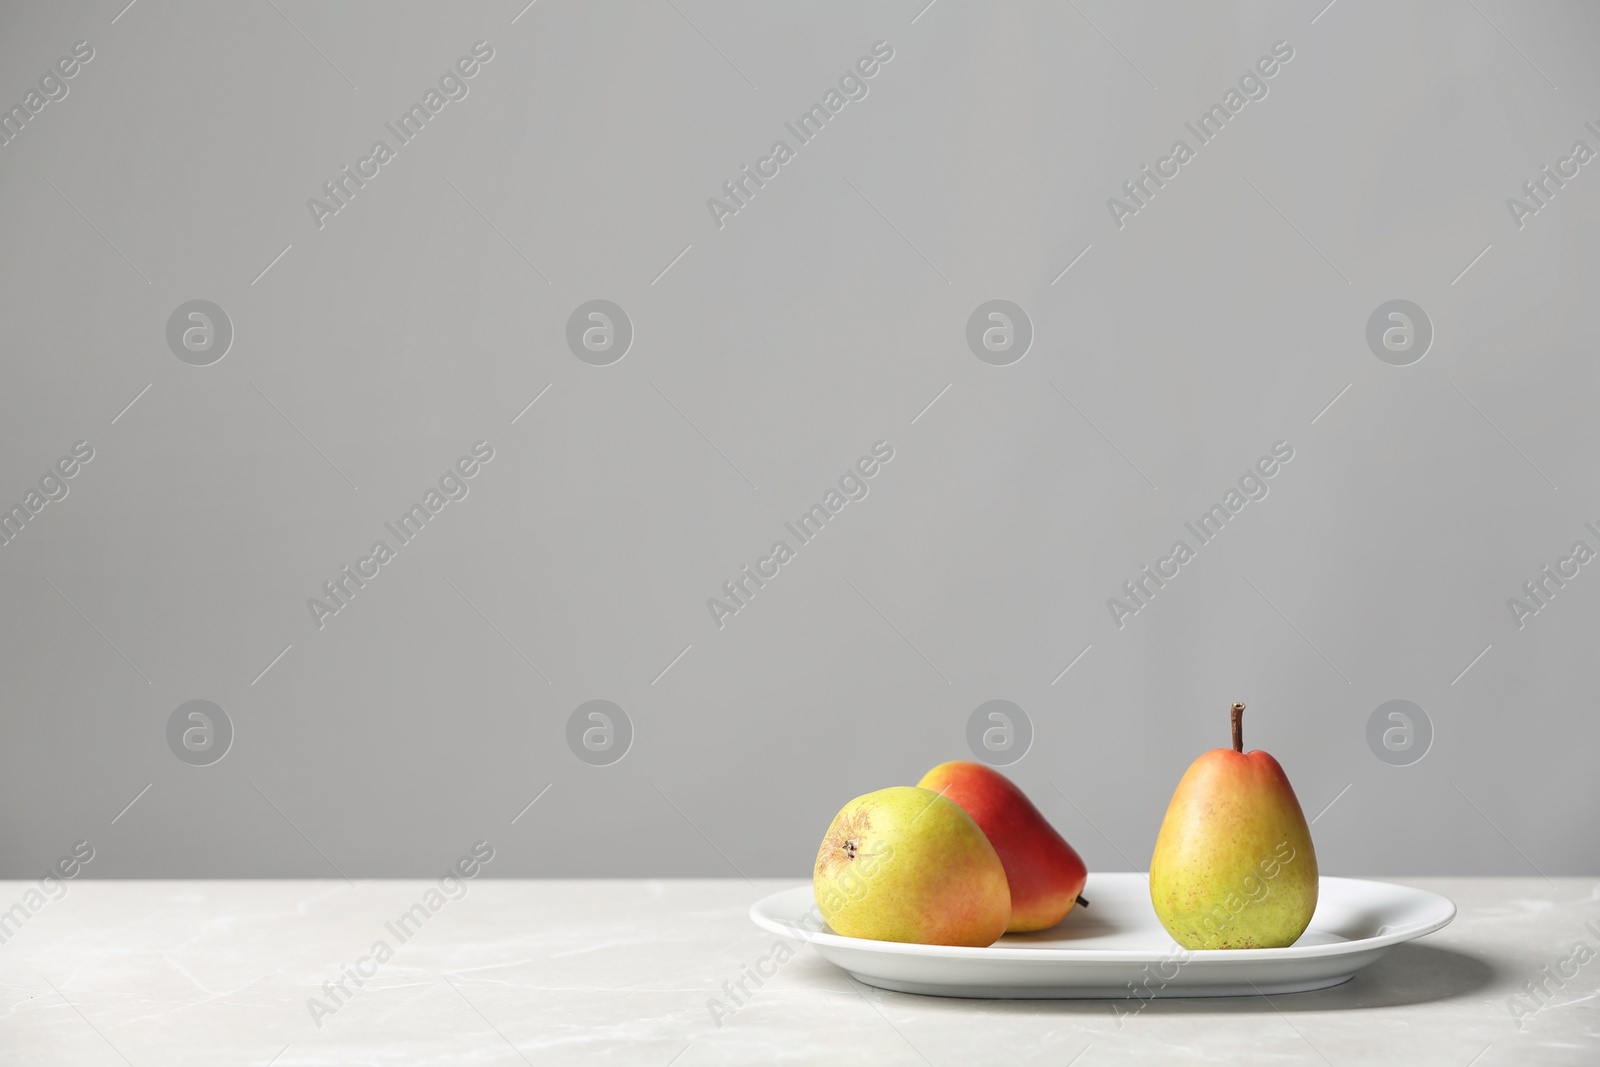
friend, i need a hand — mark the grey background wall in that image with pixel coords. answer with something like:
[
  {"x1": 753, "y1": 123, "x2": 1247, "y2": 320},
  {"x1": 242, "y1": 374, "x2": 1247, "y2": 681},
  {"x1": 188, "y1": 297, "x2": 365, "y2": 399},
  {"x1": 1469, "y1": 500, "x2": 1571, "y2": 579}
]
[{"x1": 1, "y1": 0, "x2": 1596, "y2": 880}]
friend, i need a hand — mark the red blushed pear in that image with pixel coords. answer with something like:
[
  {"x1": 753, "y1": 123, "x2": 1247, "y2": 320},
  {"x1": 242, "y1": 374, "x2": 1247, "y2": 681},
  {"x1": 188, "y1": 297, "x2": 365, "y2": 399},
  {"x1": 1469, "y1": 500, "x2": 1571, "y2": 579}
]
[
  {"x1": 1149, "y1": 703, "x2": 1319, "y2": 949},
  {"x1": 916, "y1": 762, "x2": 1088, "y2": 932},
  {"x1": 813, "y1": 786, "x2": 1010, "y2": 947}
]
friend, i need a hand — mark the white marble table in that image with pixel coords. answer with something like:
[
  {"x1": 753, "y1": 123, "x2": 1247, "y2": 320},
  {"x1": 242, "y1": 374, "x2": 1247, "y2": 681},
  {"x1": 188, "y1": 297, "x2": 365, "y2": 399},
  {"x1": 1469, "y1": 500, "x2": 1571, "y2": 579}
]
[{"x1": 2, "y1": 877, "x2": 1595, "y2": 1065}]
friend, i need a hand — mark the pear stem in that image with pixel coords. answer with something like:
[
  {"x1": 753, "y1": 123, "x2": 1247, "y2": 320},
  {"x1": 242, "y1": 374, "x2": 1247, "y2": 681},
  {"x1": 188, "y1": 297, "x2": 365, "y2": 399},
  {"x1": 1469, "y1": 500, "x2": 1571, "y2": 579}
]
[
  {"x1": 1231, "y1": 703, "x2": 1245, "y2": 753},
  {"x1": 1076, "y1": 895, "x2": 1090, "y2": 908}
]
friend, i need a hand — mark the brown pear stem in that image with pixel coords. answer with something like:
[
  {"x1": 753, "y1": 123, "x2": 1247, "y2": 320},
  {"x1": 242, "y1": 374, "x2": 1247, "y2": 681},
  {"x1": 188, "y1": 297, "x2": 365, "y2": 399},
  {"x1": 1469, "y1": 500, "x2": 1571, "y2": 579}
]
[
  {"x1": 1076, "y1": 895, "x2": 1090, "y2": 908},
  {"x1": 1231, "y1": 703, "x2": 1245, "y2": 753}
]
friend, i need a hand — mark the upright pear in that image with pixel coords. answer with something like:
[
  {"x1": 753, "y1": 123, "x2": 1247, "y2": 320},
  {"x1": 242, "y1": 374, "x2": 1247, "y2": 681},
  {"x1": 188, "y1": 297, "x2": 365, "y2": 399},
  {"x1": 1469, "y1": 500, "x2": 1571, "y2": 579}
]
[{"x1": 1149, "y1": 704, "x2": 1317, "y2": 949}]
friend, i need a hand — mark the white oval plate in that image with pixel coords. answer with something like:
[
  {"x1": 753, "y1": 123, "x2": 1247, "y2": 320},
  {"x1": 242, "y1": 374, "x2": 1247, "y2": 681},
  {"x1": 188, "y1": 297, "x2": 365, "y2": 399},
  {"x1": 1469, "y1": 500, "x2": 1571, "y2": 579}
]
[{"x1": 749, "y1": 873, "x2": 1454, "y2": 998}]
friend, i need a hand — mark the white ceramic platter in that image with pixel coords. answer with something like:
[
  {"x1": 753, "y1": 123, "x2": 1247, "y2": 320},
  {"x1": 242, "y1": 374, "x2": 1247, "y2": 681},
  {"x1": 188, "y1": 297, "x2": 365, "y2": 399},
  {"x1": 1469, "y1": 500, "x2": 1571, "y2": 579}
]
[{"x1": 749, "y1": 873, "x2": 1455, "y2": 998}]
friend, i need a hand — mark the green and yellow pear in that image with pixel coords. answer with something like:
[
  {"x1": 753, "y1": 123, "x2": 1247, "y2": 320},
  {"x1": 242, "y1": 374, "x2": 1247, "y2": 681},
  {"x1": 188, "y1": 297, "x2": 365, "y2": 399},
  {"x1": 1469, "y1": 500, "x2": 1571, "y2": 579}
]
[
  {"x1": 1149, "y1": 704, "x2": 1318, "y2": 949},
  {"x1": 814, "y1": 786, "x2": 1010, "y2": 947}
]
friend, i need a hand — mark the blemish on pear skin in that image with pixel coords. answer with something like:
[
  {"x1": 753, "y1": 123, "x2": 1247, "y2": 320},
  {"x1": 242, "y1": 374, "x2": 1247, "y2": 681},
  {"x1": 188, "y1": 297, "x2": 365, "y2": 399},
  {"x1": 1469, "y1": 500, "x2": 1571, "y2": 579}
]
[{"x1": 819, "y1": 809, "x2": 873, "y2": 876}]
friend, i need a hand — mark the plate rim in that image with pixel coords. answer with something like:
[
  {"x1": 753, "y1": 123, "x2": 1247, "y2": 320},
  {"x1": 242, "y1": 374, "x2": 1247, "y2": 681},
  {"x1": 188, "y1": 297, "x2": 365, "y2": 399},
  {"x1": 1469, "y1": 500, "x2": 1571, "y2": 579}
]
[{"x1": 749, "y1": 873, "x2": 1456, "y2": 963}]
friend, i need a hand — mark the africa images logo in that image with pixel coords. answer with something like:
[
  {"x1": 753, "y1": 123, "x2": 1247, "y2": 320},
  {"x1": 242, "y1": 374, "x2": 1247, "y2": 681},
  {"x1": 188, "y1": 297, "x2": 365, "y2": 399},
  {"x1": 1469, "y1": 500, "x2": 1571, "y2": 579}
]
[
  {"x1": 1107, "y1": 442, "x2": 1294, "y2": 629},
  {"x1": 705, "y1": 41, "x2": 895, "y2": 230},
  {"x1": 305, "y1": 442, "x2": 495, "y2": 630},
  {"x1": 0, "y1": 40, "x2": 94, "y2": 149},
  {"x1": 0, "y1": 441, "x2": 94, "y2": 549},
  {"x1": 1106, "y1": 40, "x2": 1294, "y2": 229},
  {"x1": 706, "y1": 441, "x2": 894, "y2": 629},
  {"x1": 305, "y1": 41, "x2": 495, "y2": 230}
]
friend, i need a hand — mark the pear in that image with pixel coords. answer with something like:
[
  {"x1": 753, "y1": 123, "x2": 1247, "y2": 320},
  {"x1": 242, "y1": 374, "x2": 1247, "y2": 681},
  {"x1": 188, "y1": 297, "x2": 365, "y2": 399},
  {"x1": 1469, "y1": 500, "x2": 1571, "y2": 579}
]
[
  {"x1": 917, "y1": 761, "x2": 1088, "y2": 932},
  {"x1": 1149, "y1": 704, "x2": 1318, "y2": 949},
  {"x1": 814, "y1": 786, "x2": 1010, "y2": 947}
]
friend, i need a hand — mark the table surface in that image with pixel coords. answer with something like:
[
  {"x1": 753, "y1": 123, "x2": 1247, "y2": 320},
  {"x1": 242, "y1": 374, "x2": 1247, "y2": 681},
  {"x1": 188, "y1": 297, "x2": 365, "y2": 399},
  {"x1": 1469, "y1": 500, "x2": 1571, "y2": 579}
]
[{"x1": 1, "y1": 876, "x2": 1595, "y2": 1065}]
